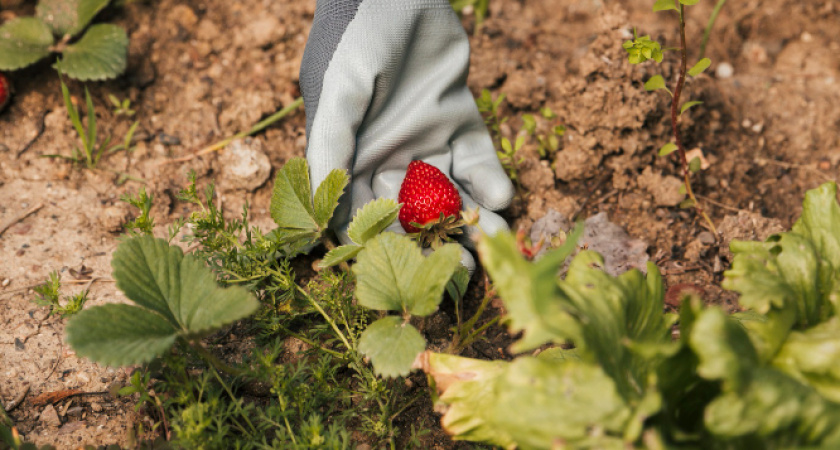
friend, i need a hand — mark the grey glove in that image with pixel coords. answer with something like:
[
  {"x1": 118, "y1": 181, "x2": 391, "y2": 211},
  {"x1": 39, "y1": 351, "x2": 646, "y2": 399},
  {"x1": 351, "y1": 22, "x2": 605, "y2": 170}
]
[{"x1": 300, "y1": 0, "x2": 515, "y2": 270}]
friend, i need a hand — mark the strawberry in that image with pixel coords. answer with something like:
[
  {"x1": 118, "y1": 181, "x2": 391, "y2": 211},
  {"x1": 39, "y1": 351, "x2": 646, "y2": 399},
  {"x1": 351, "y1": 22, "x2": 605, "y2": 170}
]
[
  {"x1": 398, "y1": 160, "x2": 463, "y2": 247},
  {"x1": 0, "y1": 73, "x2": 10, "y2": 113}
]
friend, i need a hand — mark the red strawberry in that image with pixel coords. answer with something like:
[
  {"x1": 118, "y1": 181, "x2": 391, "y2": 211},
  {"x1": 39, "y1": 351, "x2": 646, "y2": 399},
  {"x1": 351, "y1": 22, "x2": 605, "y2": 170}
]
[
  {"x1": 398, "y1": 160, "x2": 463, "y2": 246},
  {"x1": 0, "y1": 73, "x2": 10, "y2": 113}
]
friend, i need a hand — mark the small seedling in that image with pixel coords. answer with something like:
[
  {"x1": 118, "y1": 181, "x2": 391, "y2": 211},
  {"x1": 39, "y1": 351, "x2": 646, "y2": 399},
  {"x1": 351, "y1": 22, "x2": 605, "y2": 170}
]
[
  {"x1": 522, "y1": 107, "x2": 566, "y2": 167},
  {"x1": 121, "y1": 187, "x2": 155, "y2": 236},
  {"x1": 108, "y1": 94, "x2": 136, "y2": 117},
  {"x1": 45, "y1": 76, "x2": 141, "y2": 176},
  {"x1": 32, "y1": 271, "x2": 88, "y2": 317},
  {"x1": 624, "y1": 0, "x2": 719, "y2": 233},
  {"x1": 450, "y1": 0, "x2": 490, "y2": 33}
]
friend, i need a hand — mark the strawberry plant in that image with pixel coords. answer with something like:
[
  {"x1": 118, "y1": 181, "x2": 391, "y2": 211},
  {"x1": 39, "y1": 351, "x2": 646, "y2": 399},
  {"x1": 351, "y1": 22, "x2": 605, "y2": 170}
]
[
  {"x1": 624, "y1": 0, "x2": 719, "y2": 233},
  {"x1": 0, "y1": 0, "x2": 128, "y2": 80},
  {"x1": 65, "y1": 236, "x2": 260, "y2": 369},
  {"x1": 419, "y1": 182, "x2": 840, "y2": 448}
]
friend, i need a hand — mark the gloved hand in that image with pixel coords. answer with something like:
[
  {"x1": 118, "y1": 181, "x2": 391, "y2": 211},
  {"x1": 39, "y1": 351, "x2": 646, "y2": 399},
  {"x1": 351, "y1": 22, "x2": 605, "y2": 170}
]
[{"x1": 300, "y1": 0, "x2": 515, "y2": 271}]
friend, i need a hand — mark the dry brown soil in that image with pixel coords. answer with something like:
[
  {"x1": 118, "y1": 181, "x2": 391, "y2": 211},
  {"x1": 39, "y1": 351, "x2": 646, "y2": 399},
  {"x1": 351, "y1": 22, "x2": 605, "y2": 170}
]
[{"x1": 1, "y1": 0, "x2": 838, "y2": 448}]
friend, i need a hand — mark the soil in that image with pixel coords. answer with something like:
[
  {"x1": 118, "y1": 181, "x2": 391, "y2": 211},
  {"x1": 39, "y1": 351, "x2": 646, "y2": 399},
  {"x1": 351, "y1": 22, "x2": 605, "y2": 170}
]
[{"x1": 1, "y1": 0, "x2": 838, "y2": 448}]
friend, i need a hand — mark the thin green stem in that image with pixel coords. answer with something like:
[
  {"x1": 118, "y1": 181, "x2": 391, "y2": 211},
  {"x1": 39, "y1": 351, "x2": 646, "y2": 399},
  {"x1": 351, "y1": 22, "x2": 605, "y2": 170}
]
[
  {"x1": 275, "y1": 324, "x2": 344, "y2": 358},
  {"x1": 699, "y1": 0, "x2": 727, "y2": 60},
  {"x1": 208, "y1": 366, "x2": 257, "y2": 434},
  {"x1": 196, "y1": 97, "x2": 304, "y2": 156},
  {"x1": 672, "y1": 5, "x2": 717, "y2": 234},
  {"x1": 296, "y1": 285, "x2": 353, "y2": 352}
]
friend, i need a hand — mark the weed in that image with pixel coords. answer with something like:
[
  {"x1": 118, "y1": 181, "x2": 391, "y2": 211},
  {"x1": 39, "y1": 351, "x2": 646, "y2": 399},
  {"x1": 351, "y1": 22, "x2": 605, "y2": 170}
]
[
  {"x1": 108, "y1": 94, "x2": 136, "y2": 117},
  {"x1": 521, "y1": 107, "x2": 566, "y2": 168},
  {"x1": 121, "y1": 187, "x2": 155, "y2": 237},
  {"x1": 45, "y1": 76, "x2": 142, "y2": 184},
  {"x1": 32, "y1": 271, "x2": 88, "y2": 317},
  {"x1": 450, "y1": 0, "x2": 490, "y2": 33},
  {"x1": 624, "y1": 1, "x2": 722, "y2": 233}
]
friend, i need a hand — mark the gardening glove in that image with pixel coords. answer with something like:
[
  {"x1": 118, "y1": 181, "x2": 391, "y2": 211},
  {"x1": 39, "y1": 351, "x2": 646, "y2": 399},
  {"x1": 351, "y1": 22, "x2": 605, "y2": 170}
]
[{"x1": 300, "y1": 0, "x2": 515, "y2": 271}]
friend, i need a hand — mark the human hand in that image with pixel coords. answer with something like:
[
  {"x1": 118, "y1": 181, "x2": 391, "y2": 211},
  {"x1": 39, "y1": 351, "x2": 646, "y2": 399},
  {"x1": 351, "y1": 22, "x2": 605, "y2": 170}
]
[{"x1": 299, "y1": 0, "x2": 514, "y2": 270}]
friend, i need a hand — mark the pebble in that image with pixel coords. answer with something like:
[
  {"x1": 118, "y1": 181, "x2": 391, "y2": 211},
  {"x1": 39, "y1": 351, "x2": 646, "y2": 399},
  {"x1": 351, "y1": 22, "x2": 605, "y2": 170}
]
[
  {"x1": 39, "y1": 404, "x2": 62, "y2": 428},
  {"x1": 697, "y1": 231, "x2": 716, "y2": 245},
  {"x1": 220, "y1": 138, "x2": 272, "y2": 191},
  {"x1": 716, "y1": 62, "x2": 734, "y2": 79},
  {"x1": 90, "y1": 402, "x2": 103, "y2": 413}
]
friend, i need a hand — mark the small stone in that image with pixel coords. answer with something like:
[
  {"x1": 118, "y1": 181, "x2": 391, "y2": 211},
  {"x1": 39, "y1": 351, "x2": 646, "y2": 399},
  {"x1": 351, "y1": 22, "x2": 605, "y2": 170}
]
[
  {"x1": 39, "y1": 405, "x2": 62, "y2": 427},
  {"x1": 99, "y1": 205, "x2": 129, "y2": 233},
  {"x1": 716, "y1": 62, "x2": 734, "y2": 79},
  {"x1": 158, "y1": 133, "x2": 181, "y2": 146},
  {"x1": 65, "y1": 407, "x2": 84, "y2": 417},
  {"x1": 2, "y1": 278, "x2": 10, "y2": 287},
  {"x1": 697, "y1": 231, "x2": 716, "y2": 245},
  {"x1": 170, "y1": 5, "x2": 198, "y2": 30},
  {"x1": 219, "y1": 138, "x2": 272, "y2": 191},
  {"x1": 90, "y1": 402, "x2": 103, "y2": 413}
]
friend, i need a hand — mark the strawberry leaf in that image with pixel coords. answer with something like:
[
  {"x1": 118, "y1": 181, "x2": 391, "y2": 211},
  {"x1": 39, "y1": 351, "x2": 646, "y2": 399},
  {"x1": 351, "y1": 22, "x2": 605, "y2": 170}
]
[
  {"x1": 313, "y1": 169, "x2": 348, "y2": 229},
  {"x1": 319, "y1": 244, "x2": 362, "y2": 269},
  {"x1": 353, "y1": 233, "x2": 459, "y2": 316},
  {"x1": 0, "y1": 18, "x2": 54, "y2": 71},
  {"x1": 271, "y1": 157, "x2": 319, "y2": 232},
  {"x1": 54, "y1": 24, "x2": 128, "y2": 81},
  {"x1": 358, "y1": 316, "x2": 426, "y2": 378},
  {"x1": 36, "y1": 0, "x2": 110, "y2": 37},
  {"x1": 66, "y1": 236, "x2": 259, "y2": 367},
  {"x1": 347, "y1": 198, "x2": 401, "y2": 245},
  {"x1": 66, "y1": 304, "x2": 178, "y2": 367},
  {"x1": 407, "y1": 243, "x2": 461, "y2": 316}
]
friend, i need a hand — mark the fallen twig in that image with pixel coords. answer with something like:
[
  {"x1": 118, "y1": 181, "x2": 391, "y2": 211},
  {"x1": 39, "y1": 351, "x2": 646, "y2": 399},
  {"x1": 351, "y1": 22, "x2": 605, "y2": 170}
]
[{"x1": 0, "y1": 202, "x2": 44, "y2": 237}]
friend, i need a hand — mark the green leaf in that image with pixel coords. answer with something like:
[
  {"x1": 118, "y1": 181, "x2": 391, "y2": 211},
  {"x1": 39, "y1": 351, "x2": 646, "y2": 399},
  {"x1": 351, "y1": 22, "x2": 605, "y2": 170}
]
[
  {"x1": 319, "y1": 244, "x2": 362, "y2": 268},
  {"x1": 501, "y1": 137, "x2": 512, "y2": 153},
  {"x1": 704, "y1": 367, "x2": 840, "y2": 445},
  {"x1": 54, "y1": 24, "x2": 128, "y2": 81},
  {"x1": 653, "y1": 0, "x2": 678, "y2": 11},
  {"x1": 679, "y1": 198, "x2": 696, "y2": 209},
  {"x1": 445, "y1": 265, "x2": 471, "y2": 302},
  {"x1": 680, "y1": 100, "x2": 703, "y2": 115},
  {"x1": 658, "y1": 142, "x2": 678, "y2": 157},
  {"x1": 65, "y1": 304, "x2": 178, "y2": 367},
  {"x1": 644, "y1": 75, "x2": 667, "y2": 92},
  {"x1": 358, "y1": 316, "x2": 426, "y2": 378},
  {"x1": 773, "y1": 318, "x2": 840, "y2": 402},
  {"x1": 406, "y1": 243, "x2": 461, "y2": 316},
  {"x1": 0, "y1": 18, "x2": 54, "y2": 71},
  {"x1": 690, "y1": 307, "x2": 758, "y2": 387},
  {"x1": 521, "y1": 114, "x2": 536, "y2": 135},
  {"x1": 312, "y1": 169, "x2": 348, "y2": 229},
  {"x1": 353, "y1": 233, "x2": 423, "y2": 312},
  {"x1": 688, "y1": 58, "x2": 712, "y2": 77},
  {"x1": 426, "y1": 353, "x2": 630, "y2": 449},
  {"x1": 422, "y1": 353, "x2": 515, "y2": 448},
  {"x1": 353, "y1": 233, "x2": 459, "y2": 316},
  {"x1": 36, "y1": 0, "x2": 110, "y2": 37},
  {"x1": 689, "y1": 156, "x2": 702, "y2": 173},
  {"x1": 270, "y1": 157, "x2": 319, "y2": 232},
  {"x1": 791, "y1": 182, "x2": 840, "y2": 272},
  {"x1": 679, "y1": 0, "x2": 700, "y2": 5},
  {"x1": 724, "y1": 213, "x2": 835, "y2": 327},
  {"x1": 111, "y1": 236, "x2": 259, "y2": 334},
  {"x1": 346, "y1": 198, "x2": 401, "y2": 245}
]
